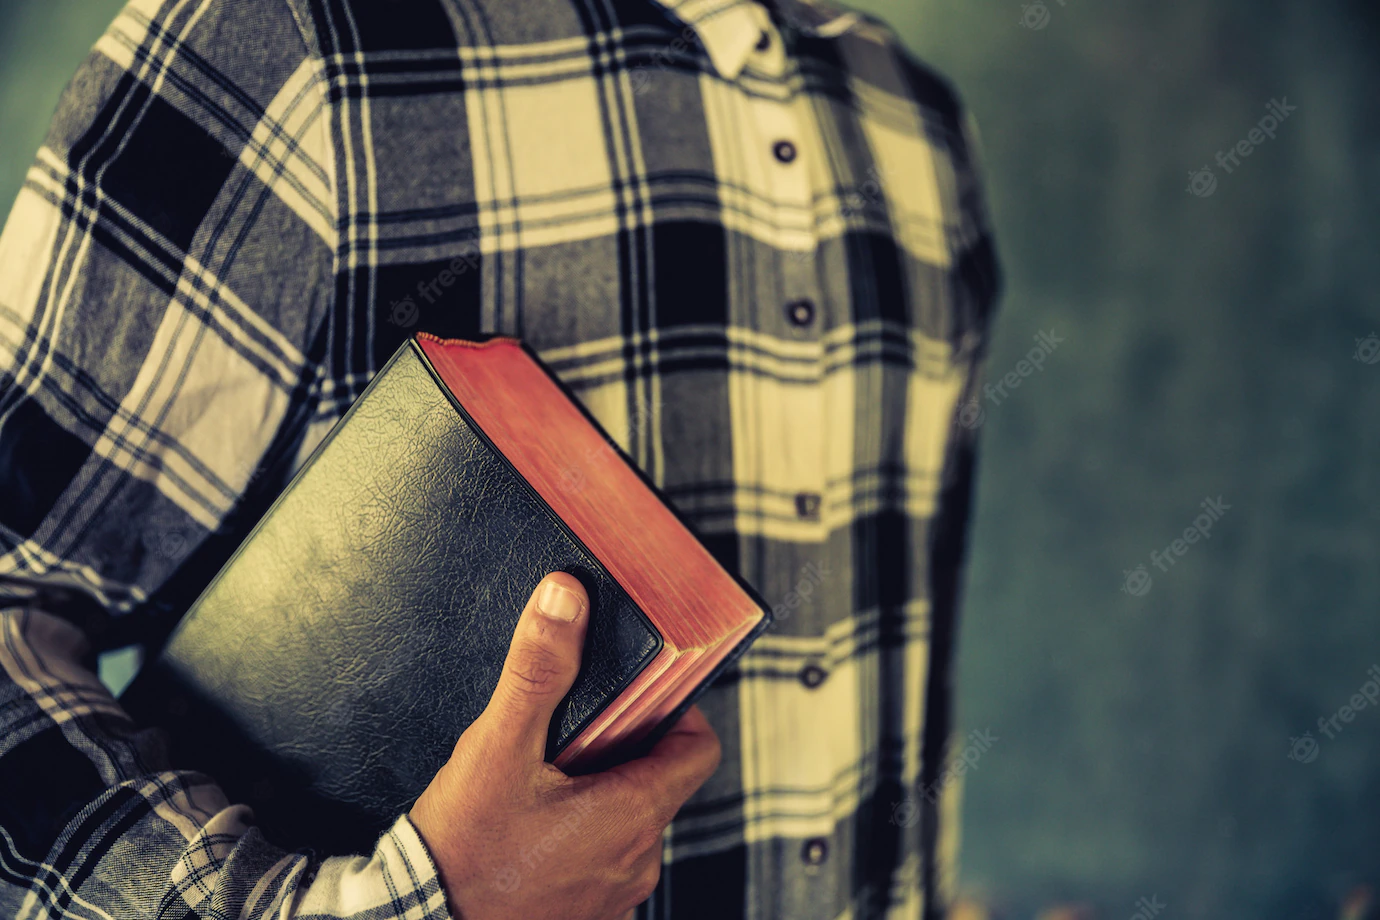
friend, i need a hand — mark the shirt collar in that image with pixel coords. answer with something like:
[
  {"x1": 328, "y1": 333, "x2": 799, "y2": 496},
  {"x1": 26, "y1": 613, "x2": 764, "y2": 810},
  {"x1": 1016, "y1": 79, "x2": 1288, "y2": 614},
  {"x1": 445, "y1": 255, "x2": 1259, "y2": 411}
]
[{"x1": 653, "y1": 0, "x2": 861, "y2": 81}]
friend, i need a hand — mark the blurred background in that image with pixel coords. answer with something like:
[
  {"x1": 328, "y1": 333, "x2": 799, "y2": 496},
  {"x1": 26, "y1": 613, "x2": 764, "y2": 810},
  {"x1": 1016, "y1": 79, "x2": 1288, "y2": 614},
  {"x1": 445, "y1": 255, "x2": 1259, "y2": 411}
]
[{"x1": 3, "y1": 1, "x2": 1377, "y2": 918}]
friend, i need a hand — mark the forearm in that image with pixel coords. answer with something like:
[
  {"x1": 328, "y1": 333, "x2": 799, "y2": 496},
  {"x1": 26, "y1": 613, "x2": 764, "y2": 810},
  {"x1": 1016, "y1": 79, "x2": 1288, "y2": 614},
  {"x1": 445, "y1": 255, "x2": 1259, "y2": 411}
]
[{"x1": 0, "y1": 607, "x2": 449, "y2": 920}]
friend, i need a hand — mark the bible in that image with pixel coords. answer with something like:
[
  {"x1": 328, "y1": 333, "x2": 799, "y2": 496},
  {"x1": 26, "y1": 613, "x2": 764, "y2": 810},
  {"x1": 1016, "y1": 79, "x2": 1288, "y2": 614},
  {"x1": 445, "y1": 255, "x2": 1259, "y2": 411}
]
[{"x1": 121, "y1": 334, "x2": 772, "y2": 855}]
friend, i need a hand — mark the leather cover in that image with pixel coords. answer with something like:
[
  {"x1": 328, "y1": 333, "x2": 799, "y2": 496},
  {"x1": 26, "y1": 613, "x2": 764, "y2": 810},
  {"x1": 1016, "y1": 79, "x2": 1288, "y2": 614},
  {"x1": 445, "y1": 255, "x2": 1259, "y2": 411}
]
[{"x1": 121, "y1": 340, "x2": 669, "y2": 855}]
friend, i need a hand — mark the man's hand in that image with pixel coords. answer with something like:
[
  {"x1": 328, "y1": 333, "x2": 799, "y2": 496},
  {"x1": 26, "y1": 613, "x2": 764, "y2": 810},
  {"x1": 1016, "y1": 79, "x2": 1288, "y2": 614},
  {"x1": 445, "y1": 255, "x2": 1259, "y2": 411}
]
[{"x1": 409, "y1": 572, "x2": 721, "y2": 920}]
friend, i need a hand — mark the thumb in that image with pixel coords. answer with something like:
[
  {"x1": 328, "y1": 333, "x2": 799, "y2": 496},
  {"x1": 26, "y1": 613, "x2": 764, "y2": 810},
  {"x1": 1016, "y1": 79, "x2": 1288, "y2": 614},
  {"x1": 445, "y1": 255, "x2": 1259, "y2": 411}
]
[{"x1": 476, "y1": 571, "x2": 589, "y2": 765}]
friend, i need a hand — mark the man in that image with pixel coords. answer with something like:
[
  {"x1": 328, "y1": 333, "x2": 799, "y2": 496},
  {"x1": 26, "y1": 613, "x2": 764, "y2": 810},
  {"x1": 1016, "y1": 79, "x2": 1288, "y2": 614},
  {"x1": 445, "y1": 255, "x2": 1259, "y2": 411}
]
[{"x1": 0, "y1": 0, "x2": 999, "y2": 917}]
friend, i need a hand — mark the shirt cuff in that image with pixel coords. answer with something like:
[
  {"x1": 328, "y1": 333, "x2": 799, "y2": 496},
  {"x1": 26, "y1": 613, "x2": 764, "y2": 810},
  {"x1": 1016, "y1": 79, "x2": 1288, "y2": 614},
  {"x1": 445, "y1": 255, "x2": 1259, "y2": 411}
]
[
  {"x1": 300, "y1": 814, "x2": 456, "y2": 920},
  {"x1": 381, "y1": 813, "x2": 455, "y2": 920}
]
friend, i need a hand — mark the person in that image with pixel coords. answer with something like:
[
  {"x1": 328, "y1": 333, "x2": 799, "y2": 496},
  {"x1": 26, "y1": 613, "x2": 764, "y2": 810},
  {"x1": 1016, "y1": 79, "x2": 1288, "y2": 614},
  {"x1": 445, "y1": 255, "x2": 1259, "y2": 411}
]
[{"x1": 0, "y1": 0, "x2": 1000, "y2": 917}]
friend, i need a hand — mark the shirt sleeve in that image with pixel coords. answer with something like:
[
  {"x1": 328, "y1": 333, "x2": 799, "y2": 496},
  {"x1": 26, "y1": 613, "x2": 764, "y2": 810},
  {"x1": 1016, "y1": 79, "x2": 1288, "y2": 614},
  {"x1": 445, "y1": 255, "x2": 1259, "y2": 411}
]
[
  {"x1": 920, "y1": 100, "x2": 1003, "y2": 910},
  {"x1": 0, "y1": 0, "x2": 337, "y2": 613},
  {"x1": 0, "y1": 1, "x2": 453, "y2": 916},
  {"x1": 0, "y1": 604, "x2": 452, "y2": 920}
]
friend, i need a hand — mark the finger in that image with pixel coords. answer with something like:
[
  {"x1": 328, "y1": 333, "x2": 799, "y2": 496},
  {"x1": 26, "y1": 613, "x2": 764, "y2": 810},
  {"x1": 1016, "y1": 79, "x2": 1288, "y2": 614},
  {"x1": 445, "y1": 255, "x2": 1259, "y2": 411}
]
[
  {"x1": 475, "y1": 572, "x2": 589, "y2": 764},
  {"x1": 658, "y1": 703, "x2": 713, "y2": 738},
  {"x1": 603, "y1": 705, "x2": 721, "y2": 815}
]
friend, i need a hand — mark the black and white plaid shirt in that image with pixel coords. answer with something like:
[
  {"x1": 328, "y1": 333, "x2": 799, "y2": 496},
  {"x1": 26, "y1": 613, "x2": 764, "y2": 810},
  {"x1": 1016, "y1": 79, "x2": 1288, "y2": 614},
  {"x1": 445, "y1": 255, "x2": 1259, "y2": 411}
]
[{"x1": 0, "y1": 0, "x2": 1000, "y2": 916}]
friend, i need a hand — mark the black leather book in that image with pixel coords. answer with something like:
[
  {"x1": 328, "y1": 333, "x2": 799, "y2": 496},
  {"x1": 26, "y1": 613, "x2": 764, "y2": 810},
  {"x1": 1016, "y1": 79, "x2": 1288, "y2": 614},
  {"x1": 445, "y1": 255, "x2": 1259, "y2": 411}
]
[{"x1": 121, "y1": 334, "x2": 771, "y2": 856}]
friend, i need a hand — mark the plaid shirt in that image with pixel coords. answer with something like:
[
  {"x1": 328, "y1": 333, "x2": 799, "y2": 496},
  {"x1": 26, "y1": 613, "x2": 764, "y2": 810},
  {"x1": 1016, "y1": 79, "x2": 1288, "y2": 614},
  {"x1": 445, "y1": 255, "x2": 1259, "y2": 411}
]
[{"x1": 0, "y1": 0, "x2": 1000, "y2": 917}]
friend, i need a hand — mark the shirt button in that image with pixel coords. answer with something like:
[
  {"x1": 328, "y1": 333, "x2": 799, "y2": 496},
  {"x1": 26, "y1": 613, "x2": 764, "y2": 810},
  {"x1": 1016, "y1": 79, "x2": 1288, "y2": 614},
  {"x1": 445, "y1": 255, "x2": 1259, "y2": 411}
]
[
  {"x1": 795, "y1": 492, "x2": 821, "y2": 520},
  {"x1": 802, "y1": 837, "x2": 829, "y2": 867},
  {"x1": 773, "y1": 140, "x2": 797, "y2": 164},
  {"x1": 799, "y1": 663, "x2": 828, "y2": 688},
  {"x1": 786, "y1": 299, "x2": 815, "y2": 327},
  {"x1": 755, "y1": 30, "x2": 771, "y2": 51}
]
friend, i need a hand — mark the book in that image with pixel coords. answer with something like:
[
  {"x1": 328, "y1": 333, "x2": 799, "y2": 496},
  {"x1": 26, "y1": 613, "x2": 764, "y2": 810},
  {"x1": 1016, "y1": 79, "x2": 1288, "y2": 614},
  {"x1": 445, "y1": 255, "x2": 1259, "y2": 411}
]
[{"x1": 120, "y1": 334, "x2": 772, "y2": 856}]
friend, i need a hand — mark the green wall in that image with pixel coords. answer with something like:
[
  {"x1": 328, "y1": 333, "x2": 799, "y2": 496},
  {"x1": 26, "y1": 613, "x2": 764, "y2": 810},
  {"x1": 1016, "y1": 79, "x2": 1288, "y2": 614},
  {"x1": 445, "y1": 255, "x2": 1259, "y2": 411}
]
[
  {"x1": 0, "y1": 0, "x2": 130, "y2": 208},
  {"x1": 3, "y1": 2, "x2": 1378, "y2": 918},
  {"x1": 851, "y1": 1, "x2": 1380, "y2": 917}
]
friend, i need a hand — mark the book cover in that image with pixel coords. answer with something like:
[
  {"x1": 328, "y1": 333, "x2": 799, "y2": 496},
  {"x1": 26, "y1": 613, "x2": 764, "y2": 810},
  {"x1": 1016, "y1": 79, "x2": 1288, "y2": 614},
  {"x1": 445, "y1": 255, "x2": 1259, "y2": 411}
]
[{"x1": 121, "y1": 335, "x2": 772, "y2": 855}]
